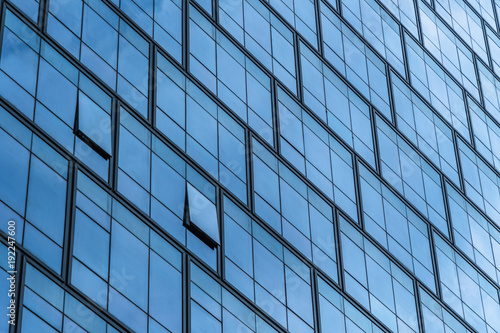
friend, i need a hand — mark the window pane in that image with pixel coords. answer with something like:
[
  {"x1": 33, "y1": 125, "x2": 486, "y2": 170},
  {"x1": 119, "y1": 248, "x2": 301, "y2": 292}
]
[{"x1": 186, "y1": 183, "x2": 220, "y2": 247}]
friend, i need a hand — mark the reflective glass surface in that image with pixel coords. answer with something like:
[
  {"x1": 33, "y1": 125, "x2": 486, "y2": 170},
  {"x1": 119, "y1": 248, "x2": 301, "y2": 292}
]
[{"x1": 3, "y1": 0, "x2": 500, "y2": 331}]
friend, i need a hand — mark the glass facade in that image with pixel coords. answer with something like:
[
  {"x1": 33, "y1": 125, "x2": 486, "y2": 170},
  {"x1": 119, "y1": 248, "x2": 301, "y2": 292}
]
[{"x1": 2, "y1": 0, "x2": 500, "y2": 331}]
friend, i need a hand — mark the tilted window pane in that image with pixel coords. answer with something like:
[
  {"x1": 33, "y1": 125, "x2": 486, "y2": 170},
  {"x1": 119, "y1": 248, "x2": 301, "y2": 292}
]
[
  {"x1": 434, "y1": 233, "x2": 500, "y2": 333},
  {"x1": 447, "y1": 183, "x2": 500, "y2": 286},
  {"x1": 434, "y1": 0, "x2": 488, "y2": 61},
  {"x1": 376, "y1": 115, "x2": 448, "y2": 235},
  {"x1": 185, "y1": 183, "x2": 220, "y2": 248},
  {"x1": 338, "y1": 0, "x2": 405, "y2": 75},
  {"x1": 391, "y1": 72, "x2": 460, "y2": 186},
  {"x1": 156, "y1": 56, "x2": 248, "y2": 204},
  {"x1": 419, "y1": 3, "x2": 479, "y2": 99},
  {"x1": 340, "y1": 216, "x2": 420, "y2": 332},
  {"x1": 469, "y1": 96, "x2": 500, "y2": 173},
  {"x1": 277, "y1": 87, "x2": 358, "y2": 221},
  {"x1": 299, "y1": 43, "x2": 377, "y2": 167},
  {"x1": 0, "y1": 11, "x2": 113, "y2": 180},
  {"x1": 359, "y1": 163, "x2": 436, "y2": 291},
  {"x1": 458, "y1": 138, "x2": 500, "y2": 228},
  {"x1": 189, "y1": 5, "x2": 274, "y2": 146},
  {"x1": 76, "y1": 91, "x2": 112, "y2": 159},
  {"x1": 109, "y1": 0, "x2": 182, "y2": 62},
  {"x1": 116, "y1": 108, "x2": 218, "y2": 269},
  {"x1": 47, "y1": 0, "x2": 150, "y2": 117},
  {"x1": 219, "y1": 0, "x2": 297, "y2": 94},
  {"x1": 405, "y1": 33, "x2": 470, "y2": 142}
]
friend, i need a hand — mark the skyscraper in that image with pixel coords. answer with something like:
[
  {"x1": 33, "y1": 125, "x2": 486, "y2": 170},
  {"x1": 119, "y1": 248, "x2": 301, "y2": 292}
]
[{"x1": 1, "y1": 0, "x2": 500, "y2": 331}]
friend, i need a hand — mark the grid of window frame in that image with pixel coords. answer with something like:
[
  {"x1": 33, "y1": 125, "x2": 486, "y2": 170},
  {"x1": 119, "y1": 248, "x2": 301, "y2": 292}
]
[
  {"x1": 339, "y1": 0, "x2": 407, "y2": 76},
  {"x1": 3, "y1": 0, "x2": 500, "y2": 332}
]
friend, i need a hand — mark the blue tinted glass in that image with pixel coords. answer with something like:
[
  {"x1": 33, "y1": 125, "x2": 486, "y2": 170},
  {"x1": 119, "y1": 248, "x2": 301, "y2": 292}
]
[
  {"x1": 253, "y1": 241, "x2": 285, "y2": 297},
  {"x1": 0, "y1": 28, "x2": 39, "y2": 95},
  {"x1": 82, "y1": 7, "x2": 118, "y2": 68},
  {"x1": 340, "y1": 217, "x2": 418, "y2": 332},
  {"x1": 191, "y1": 301, "x2": 221, "y2": 333},
  {"x1": 24, "y1": 223, "x2": 63, "y2": 273},
  {"x1": 118, "y1": 36, "x2": 148, "y2": 94},
  {"x1": 21, "y1": 309, "x2": 58, "y2": 333},
  {"x1": 37, "y1": 60, "x2": 77, "y2": 126},
  {"x1": 149, "y1": 252, "x2": 182, "y2": 333},
  {"x1": 78, "y1": 92, "x2": 112, "y2": 155},
  {"x1": 49, "y1": 0, "x2": 83, "y2": 35},
  {"x1": 187, "y1": 183, "x2": 220, "y2": 246},
  {"x1": 73, "y1": 210, "x2": 109, "y2": 279},
  {"x1": 0, "y1": 129, "x2": 30, "y2": 215},
  {"x1": 108, "y1": 287, "x2": 148, "y2": 332},
  {"x1": 110, "y1": 222, "x2": 148, "y2": 310},
  {"x1": 119, "y1": 127, "x2": 151, "y2": 189},
  {"x1": 23, "y1": 288, "x2": 62, "y2": 330},
  {"x1": 26, "y1": 157, "x2": 67, "y2": 245},
  {"x1": 224, "y1": 216, "x2": 253, "y2": 274}
]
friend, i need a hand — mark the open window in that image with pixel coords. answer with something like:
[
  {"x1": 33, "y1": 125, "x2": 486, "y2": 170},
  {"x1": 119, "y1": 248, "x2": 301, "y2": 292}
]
[
  {"x1": 183, "y1": 183, "x2": 220, "y2": 249},
  {"x1": 74, "y1": 91, "x2": 112, "y2": 159}
]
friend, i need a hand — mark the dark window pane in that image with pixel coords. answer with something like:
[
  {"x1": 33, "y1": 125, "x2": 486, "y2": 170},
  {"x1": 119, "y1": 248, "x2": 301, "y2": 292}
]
[{"x1": 185, "y1": 183, "x2": 220, "y2": 248}]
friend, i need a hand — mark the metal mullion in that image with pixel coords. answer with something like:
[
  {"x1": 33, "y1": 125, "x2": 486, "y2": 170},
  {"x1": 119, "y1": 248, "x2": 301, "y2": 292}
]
[
  {"x1": 110, "y1": 97, "x2": 120, "y2": 191},
  {"x1": 352, "y1": 158, "x2": 450, "y2": 291},
  {"x1": 61, "y1": 161, "x2": 77, "y2": 283},
  {"x1": 427, "y1": 223, "x2": 443, "y2": 301},
  {"x1": 183, "y1": 253, "x2": 190, "y2": 333},
  {"x1": 38, "y1": 0, "x2": 48, "y2": 30},
  {"x1": 148, "y1": 38, "x2": 156, "y2": 125},
  {"x1": 12, "y1": 255, "x2": 26, "y2": 333},
  {"x1": 431, "y1": 220, "x2": 500, "y2": 294},
  {"x1": 294, "y1": 31, "x2": 302, "y2": 103},
  {"x1": 416, "y1": 279, "x2": 479, "y2": 333},
  {"x1": 331, "y1": 211, "x2": 394, "y2": 333},
  {"x1": 352, "y1": 154, "x2": 365, "y2": 231},
  {"x1": 188, "y1": 253, "x2": 288, "y2": 332}
]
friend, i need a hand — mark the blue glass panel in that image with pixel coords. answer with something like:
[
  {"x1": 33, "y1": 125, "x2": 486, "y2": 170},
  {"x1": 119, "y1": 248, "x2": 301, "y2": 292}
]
[
  {"x1": 73, "y1": 209, "x2": 110, "y2": 279},
  {"x1": 434, "y1": 0, "x2": 487, "y2": 61},
  {"x1": 299, "y1": 45, "x2": 376, "y2": 167},
  {"x1": 0, "y1": 129, "x2": 30, "y2": 215},
  {"x1": 110, "y1": 222, "x2": 149, "y2": 310},
  {"x1": 267, "y1": 0, "x2": 317, "y2": 48},
  {"x1": 434, "y1": 233, "x2": 500, "y2": 333},
  {"x1": 149, "y1": 252, "x2": 182, "y2": 333},
  {"x1": 419, "y1": 4, "x2": 479, "y2": 99},
  {"x1": 26, "y1": 157, "x2": 67, "y2": 245},
  {"x1": 340, "y1": 217, "x2": 418, "y2": 332},
  {"x1": 187, "y1": 183, "x2": 220, "y2": 246}
]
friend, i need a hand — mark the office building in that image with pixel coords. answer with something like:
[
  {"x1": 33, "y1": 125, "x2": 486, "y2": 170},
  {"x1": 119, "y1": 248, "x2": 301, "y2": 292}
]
[{"x1": 1, "y1": 0, "x2": 500, "y2": 331}]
